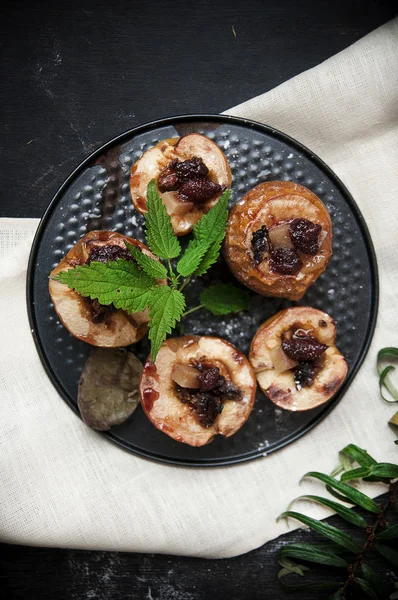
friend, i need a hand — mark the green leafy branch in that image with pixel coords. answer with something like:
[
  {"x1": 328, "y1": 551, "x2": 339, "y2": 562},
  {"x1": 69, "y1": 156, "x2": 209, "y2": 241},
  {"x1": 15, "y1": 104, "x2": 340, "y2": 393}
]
[
  {"x1": 277, "y1": 443, "x2": 398, "y2": 598},
  {"x1": 53, "y1": 181, "x2": 248, "y2": 360}
]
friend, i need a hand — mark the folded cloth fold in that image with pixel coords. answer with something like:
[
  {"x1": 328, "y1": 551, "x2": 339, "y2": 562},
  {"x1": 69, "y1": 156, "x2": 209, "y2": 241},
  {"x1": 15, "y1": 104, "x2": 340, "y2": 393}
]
[{"x1": 0, "y1": 18, "x2": 397, "y2": 558}]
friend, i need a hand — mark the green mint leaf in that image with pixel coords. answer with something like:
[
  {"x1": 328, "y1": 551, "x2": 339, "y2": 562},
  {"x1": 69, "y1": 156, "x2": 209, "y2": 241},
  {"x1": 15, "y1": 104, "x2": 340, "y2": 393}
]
[
  {"x1": 144, "y1": 180, "x2": 181, "y2": 259},
  {"x1": 176, "y1": 241, "x2": 209, "y2": 277},
  {"x1": 176, "y1": 189, "x2": 231, "y2": 277},
  {"x1": 194, "y1": 240, "x2": 222, "y2": 276},
  {"x1": 53, "y1": 260, "x2": 158, "y2": 313},
  {"x1": 193, "y1": 188, "x2": 231, "y2": 246},
  {"x1": 148, "y1": 286, "x2": 185, "y2": 361},
  {"x1": 124, "y1": 241, "x2": 168, "y2": 279},
  {"x1": 200, "y1": 283, "x2": 248, "y2": 316}
]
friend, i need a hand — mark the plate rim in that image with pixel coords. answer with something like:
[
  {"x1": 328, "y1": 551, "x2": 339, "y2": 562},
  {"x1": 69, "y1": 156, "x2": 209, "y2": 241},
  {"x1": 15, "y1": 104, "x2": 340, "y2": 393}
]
[{"x1": 26, "y1": 113, "x2": 379, "y2": 467}]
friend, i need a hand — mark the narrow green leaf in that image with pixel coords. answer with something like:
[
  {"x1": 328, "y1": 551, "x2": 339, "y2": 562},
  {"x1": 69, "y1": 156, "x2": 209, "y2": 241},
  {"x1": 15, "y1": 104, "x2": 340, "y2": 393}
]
[
  {"x1": 379, "y1": 365, "x2": 398, "y2": 403},
  {"x1": 147, "y1": 286, "x2": 185, "y2": 361},
  {"x1": 144, "y1": 180, "x2": 181, "y2": 259},
  {"x1": 375, "y1": 542, "x2": 398, "y2": 566},
  {"x1": 360, "y1": 564, "x2": 389, "y2": 597},
  {"x1": 277, "y1": 567, "x2": 292, "y2": 580},
  {"x1": 370, "y1": 463, "x2": 398, "y2": 479},
  {"x1": 278, "y1": 556, "x2": 309, "y2": 576},
  {"x1": 355, "y1": 577, "x2": 380, "y2": 600},
  {"x1": 330, "y1": 464, "x2": 344, "y2": 478},
  {"x1": 309, "y1": 542, "x2": 347, "y2": 555},
  {"x1": 341, "y1": 444, "x2": 377, "y2": 467},
  {"x1": 340, "y1": 466, "x2": 373, "y2": 482},
  {"x1": 303, "y1": 472, "x2": 380, "y2": 513},
  {"x1": 377, "y1": 347, "x2": 398, "y2": 361},
  {"x1": 340, "y1": 452, "x2": 354, "y2": 472},
  {"x1": 200, "y1": 283, "x2": 248, "y2": 316},
  {"x1": 279, "y1": 580, "x2": 341, "y2": 591},
  {"x1": 277, "y1": 511, "x2": 361, "y2": 553},
  {"x1": 326, "y1": 485, "x2": 353, "y2": 504},
  {"x1": 328, "y1": 590, "x2": 344, "y2": 600},
  {"x1": 289, "y1": 495, "x2": 367, "y2": 527},
  {"x1": 124, "y1": 242, "x2": 168, "y2": 279},
  {"x1": 280, "y1": 543, "x2": 347, "y2": 567},
  {"x1": 376, "y1": 523, "x2": 398, "y2": 540}
]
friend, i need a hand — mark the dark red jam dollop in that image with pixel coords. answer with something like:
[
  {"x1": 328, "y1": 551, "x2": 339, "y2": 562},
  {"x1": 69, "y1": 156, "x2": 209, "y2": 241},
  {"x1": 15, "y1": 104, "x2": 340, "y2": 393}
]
[
  {"x1": 251, "y1": 225, "x2": 269, "y2": 264},
  {"x1": 280, "y1": 328, "x2": 328, "y2": 390},
  {"x1": 282, "y1": 335, "x2": 327, "y2": 362},
  {"x1": 87, "y1": 244, "x2": 134, "y2": 264},
  {"x1": 290, "y1": 218, "x2": 322, "y2": 255},
  {"x1": 294, "y1": 361, "x2": 316, "y2": 389},
  {"x1": 176, "y1": 363, "x2": 241, "y2": 428},
  {"x1": 157, "y1": 157, "x2": 221, "y2": 203},
  {"x1": 178, "y1": 179, "x2": 222, "y2": 202},
  {"x1": 175, "y1": 157, "x2": 209, "y2": 181},
  {"x1": 84, "y1": 298, "x2": 114, "y2": 323},
  {"x1": 269, "y1": 248, "x2": 302, "y2": 275}
]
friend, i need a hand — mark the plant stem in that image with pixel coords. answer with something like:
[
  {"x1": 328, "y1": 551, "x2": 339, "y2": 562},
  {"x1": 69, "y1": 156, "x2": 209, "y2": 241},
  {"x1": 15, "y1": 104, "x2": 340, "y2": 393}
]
[
  {"x1": 179, "y1": 276, "x2": 192, "y2": 293},
  {"x1": 182, "y1": 304, "x2": 204, "y2": 318},
  {"x1": 340, "y1": 480, "x2": 397, "y2": 595},
  {"x1": 167, "y1": 259, "x2": 179, "y2": 289}
]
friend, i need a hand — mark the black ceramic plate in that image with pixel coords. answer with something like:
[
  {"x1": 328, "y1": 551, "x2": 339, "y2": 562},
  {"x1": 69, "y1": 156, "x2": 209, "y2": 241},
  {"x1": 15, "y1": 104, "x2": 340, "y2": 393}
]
[{"x1": 27, "y1": 114, "x2": 378, "y2": 467}]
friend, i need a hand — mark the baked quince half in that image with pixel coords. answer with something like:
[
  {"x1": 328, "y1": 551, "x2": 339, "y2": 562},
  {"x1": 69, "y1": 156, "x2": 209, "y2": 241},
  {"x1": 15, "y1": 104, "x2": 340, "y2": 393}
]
[
  {"x1": 249, "y1": 307, "x2": 348, "y2": 411},
  {"x1": 49, "y1": 231, "x2": 163, "y2": 347},
  {"x1": 224, "y1": 181, "x2": 332, "y2": 300},
  {"x1": 140, "y1": 335, "x2": 256, "y2": 446},
  {"x1": 130, "y1": 133, "x2": 232, "y2": 235}
]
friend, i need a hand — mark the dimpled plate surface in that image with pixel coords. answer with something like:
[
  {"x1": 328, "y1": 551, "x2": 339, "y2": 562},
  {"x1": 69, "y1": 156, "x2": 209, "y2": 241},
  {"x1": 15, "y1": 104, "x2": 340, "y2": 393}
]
[{"x1": 27, "y1": 115, "x2": 378, "y2": 467}]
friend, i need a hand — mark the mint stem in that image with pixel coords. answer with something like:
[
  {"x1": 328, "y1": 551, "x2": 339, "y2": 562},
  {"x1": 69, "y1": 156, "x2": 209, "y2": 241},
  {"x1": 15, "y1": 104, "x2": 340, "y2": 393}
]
[
  {"x1": 182, "y1": 304, "x2": 204, "y2": 318},
  {"x1": 178, "y1": 276, "x2": 192, "y2": 293}
]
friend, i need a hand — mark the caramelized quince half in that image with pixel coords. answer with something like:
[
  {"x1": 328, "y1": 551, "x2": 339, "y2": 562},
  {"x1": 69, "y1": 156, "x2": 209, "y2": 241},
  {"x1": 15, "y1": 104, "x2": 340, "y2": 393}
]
[
  {"x1": 249, "y1": 307, "x2": 348, "y2": 411},
  {"x1": 130, "y1": 133, "x2": 232, "y2": 235},
  {"x1": 224, "y1": 181, "x2": 332, "y2": 300},
  {"x1": 49, "y1": 231, "x2": 164, "y2": 347},
  {"x1": 140, "y1": 335, "x2": 256, "y2": 446}
]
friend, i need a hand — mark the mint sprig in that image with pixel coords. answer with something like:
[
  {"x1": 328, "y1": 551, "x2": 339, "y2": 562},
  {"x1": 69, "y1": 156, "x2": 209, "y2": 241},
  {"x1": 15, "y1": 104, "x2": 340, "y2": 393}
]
[{"x1": 53, "y1": 181, "x2": 246, "y2": 360}]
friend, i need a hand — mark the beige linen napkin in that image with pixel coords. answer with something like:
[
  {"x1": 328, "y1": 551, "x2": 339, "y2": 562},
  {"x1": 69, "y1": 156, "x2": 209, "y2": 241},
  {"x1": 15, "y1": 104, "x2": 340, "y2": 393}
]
[{"x1": 0, "y1": 19, "x2": 397, "y2": 558}]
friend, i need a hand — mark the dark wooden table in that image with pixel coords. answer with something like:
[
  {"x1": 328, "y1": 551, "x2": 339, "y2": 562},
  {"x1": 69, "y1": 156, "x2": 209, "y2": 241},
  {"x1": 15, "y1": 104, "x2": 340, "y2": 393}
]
[{"x1": 1, "y1": 1, "x2": 396, "y2": 598}]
